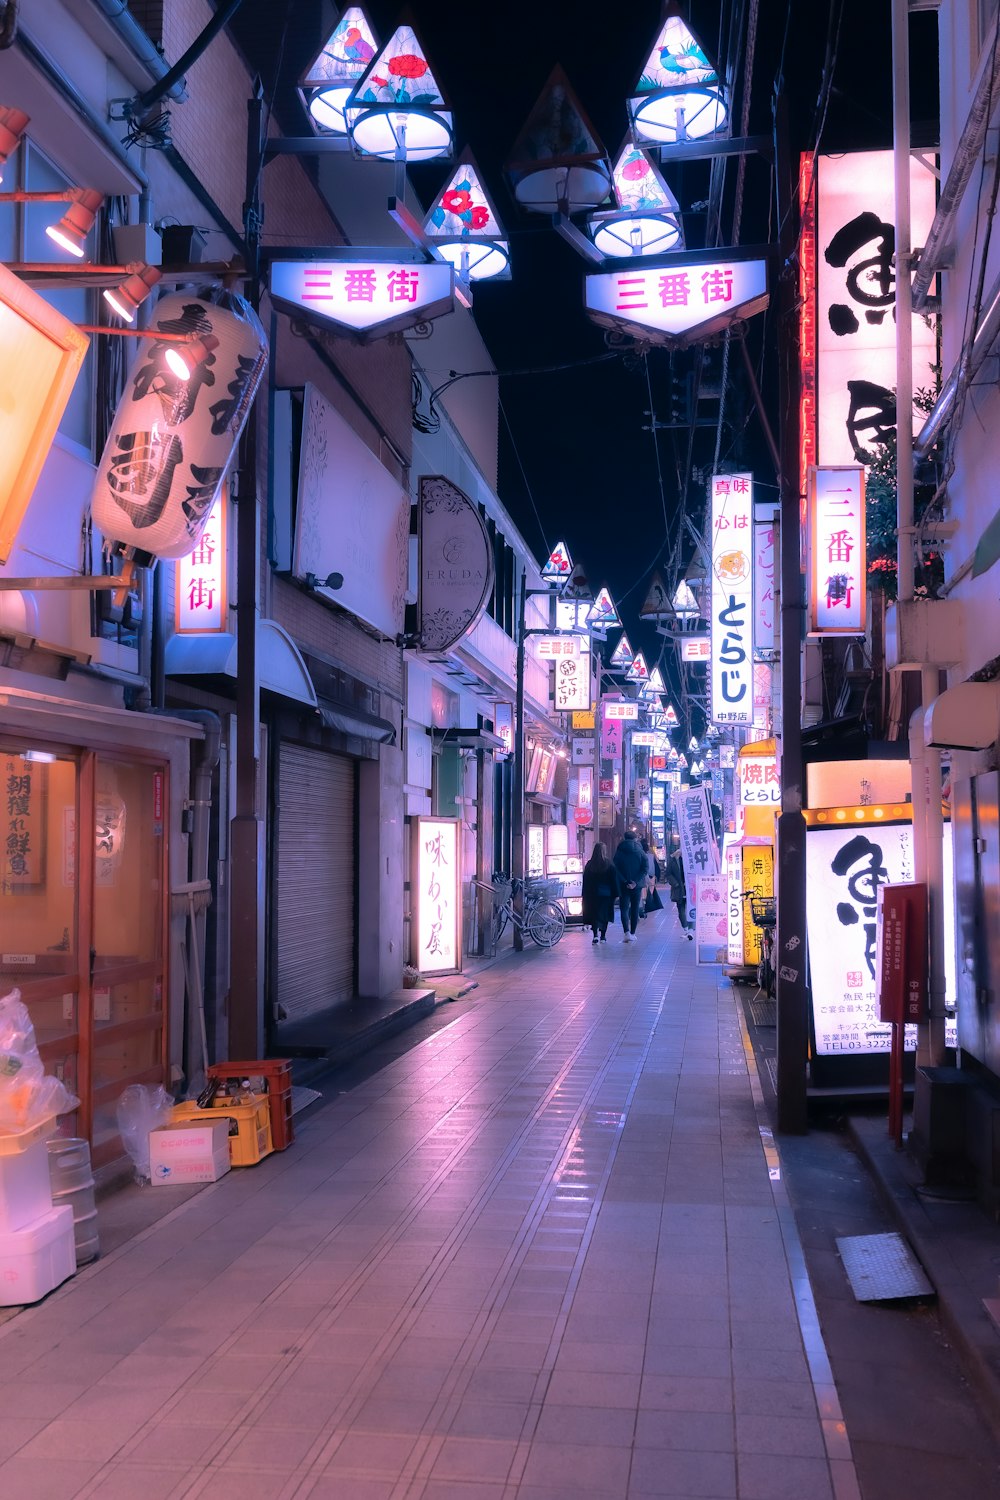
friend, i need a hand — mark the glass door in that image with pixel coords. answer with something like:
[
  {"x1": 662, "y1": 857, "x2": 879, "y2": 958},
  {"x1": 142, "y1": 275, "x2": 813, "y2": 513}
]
[
  {"x1": 0, "y1": 744, "x2": 168, "y2": 1163},
  {"x1": 0, "y1": 747, "x2": 82, "y2": 1132},
  {"x1": 88, "y1": 754, "x2": 167, "y2": 1164}
]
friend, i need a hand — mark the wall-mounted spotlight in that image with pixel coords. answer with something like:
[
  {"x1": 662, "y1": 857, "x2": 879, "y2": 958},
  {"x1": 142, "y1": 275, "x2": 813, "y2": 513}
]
[
  {"x1": 163, "y1": 333, "x2": 218, "y2": 381},
  {"x1": 102, "y1": 264, "x2": 161, "y2": 323},
  {"x1": 45, "y1": 188, "x2": 104, "y2": 258},
  {"x1": 306, "y1": 570, "x2": 345, "y2": 592},
  {"x1": 0, "y1": 107, "x2": 29, "y2": 186}
]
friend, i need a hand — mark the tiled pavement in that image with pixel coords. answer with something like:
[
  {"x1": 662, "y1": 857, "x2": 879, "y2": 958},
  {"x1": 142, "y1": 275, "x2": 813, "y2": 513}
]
[{"x1": 0, "y1": 918, "x2": 860, "y2": 1500}]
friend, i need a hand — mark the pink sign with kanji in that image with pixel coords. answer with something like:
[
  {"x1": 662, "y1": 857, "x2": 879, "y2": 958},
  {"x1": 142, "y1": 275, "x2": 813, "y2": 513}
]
[
  {"x1": 270, "y1": 259, "x2": 453, "y2": 338},
  {"x1": 585, "y1": 258, "x2": 768, "y2": 345},
  {"x1": 807, "y1": 464, "x2": 865, "y2": 635},
  {"x1": 176, "y1": 498, "x2": 226, "y2": 633}
]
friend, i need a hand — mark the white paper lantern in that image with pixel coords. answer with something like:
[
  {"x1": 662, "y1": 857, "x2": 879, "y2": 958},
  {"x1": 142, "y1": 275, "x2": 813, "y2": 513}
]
[{"x1": 91, "y1": 290, "x2": 267, "y2": 565}]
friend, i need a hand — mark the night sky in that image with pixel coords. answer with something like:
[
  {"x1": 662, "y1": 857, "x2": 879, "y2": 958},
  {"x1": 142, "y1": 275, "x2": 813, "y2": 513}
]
[{"x1": 231, "y1": 0, "x2": 938, "y2": 731}]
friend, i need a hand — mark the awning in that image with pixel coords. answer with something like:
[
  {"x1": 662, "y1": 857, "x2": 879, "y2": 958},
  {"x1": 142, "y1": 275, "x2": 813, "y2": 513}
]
[
  {"x1": 164, "y1": 620, "x2": 317, "y2": 707},
  {"x1": 318, "y1": 700, "x2": 396, "y2": 744},
  {"x1": 430, "y1": 726, "x2": 504, "y2": 751}
]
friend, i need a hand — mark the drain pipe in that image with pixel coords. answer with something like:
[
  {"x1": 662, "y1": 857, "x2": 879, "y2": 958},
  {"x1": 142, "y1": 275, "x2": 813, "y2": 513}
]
[{"x1": 90, "y1": 0, "x2": 187, "y2": 100}]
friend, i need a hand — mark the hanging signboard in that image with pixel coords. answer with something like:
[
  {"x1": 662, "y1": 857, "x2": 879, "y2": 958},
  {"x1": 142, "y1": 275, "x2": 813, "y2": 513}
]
[
  {"x1": 413, "y1": 816, "x2": 461, "y2": 976},
  {"x1": 294, "y1": 384, "x2": 409, "y2": 637},
  {"x1": 710, "y1": 472, "x2": 754, "y2": 725},
  {"x1": 631, "y1": 731, "x2": 657, "y2": 747},
  {"x1": 807, "y1": 465, "x2": 866, "y2": 635},
  {"x1": 527, "y1": 824, "x2": 545, "y2": 878},
  {"x1": 681, "y1": 636, "x2": 711, "y2": 663},
  {"x1": 601, "y1": 715, "x2": 623, "y2": 760},
  {"x1": 737, "y1": 750, "x2": 781, "y2": 807},
  {"x1": 494, "y1": 702, "x2": 513, "y2": 756},
  {"x1": 726, "y1": 840, "x2": 745, "y2": 966},
  {"x1": 270, "y1": 256, "x2": 454, "y2": 339},
  {"x1": 556, "y1": 598, "x2": 591, "y2": 632},
  {"x1": 418, "y1": 475, "x2": 495, "y2": 651},
  {"x1": 675, "y1": 784, "x2": 721, "y2": 885},
  {"x1": 752, "y1": 662, "x2": 773, "y2": 730},
  {"x1": 603, "y1": 701, "x2": 639, "y2": 721},
  {"x1": 175, "y1": 497, "x2": 227, "y2": 633},
  {"x1": 753, "y1": 512, "x2": 777, "y2": 655},
  {"x1": 584, "y1": 255, "x2": 769, "y2": 347},
  {"x1": 572, "y1": 710, "x2": 596, "y2": 730},
  {"x1": 546, "y1": 636, "x2": 591, "y2": 711},
  {"x1": 536, "y1": 635, "x2": 580, "y2": 658},
  {"x1": 572, "y1": 737, "x2": 595, "y2": 763}
]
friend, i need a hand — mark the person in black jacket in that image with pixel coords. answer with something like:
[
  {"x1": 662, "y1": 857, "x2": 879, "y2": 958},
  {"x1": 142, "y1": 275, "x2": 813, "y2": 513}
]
[
  {"x1": 582, "y1": 843, "x2": 618, "y2": 944},
  {"x1": 613, "y1": 829, "x2": 647, "y2": 942},
  {"x1": 665, "y1": 840, "x2": 694, "y2": 940}
]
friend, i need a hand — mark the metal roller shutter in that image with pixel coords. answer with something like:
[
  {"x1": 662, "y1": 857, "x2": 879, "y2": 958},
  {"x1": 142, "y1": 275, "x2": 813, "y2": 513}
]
[{"x1": 276, "y1": 743, "x2": 356, "y2": 1024}]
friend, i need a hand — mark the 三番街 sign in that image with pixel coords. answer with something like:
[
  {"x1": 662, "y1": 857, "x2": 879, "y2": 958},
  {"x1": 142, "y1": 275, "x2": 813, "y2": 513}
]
[
  {"x1": 270, "y1": 257, "x2": 453, "y2": 340},
  {"x1": 584, "y1": 255, "x2": 768, "y2": 347},
  {"x1": 418, "y1": 476, "x2": 495, "y2": 652}
]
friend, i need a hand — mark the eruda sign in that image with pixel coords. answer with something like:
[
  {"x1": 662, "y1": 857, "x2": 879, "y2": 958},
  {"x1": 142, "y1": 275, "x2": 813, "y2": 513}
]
[
  {"x1": 270, "y1": 258, "x2": 454, "y2": 338},
  {"x1": 584, "y1": 255, "x2": 768, "y2": 347}
]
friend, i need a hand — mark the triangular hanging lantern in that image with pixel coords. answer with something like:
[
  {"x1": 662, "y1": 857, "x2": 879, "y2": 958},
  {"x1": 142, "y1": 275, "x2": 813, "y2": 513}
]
[
  {"x1": 542, "y1": 539, "x2": 573, "y2": 580},
  {"x1": 609, "y1": 633, "x2": 633, "y2": 668},
  {"x1": 561, "y1": 561, "x2": 593, "y2": 601},
  {"x1": 671, "y1": 578, "x2": 701, "y2": 619},
  {"x1": 688, "y1": 736, "x2": 700, "y2": 752},
  {"x1": 629, "y1": 10, "x2": 729, "y2": 147},
  {"x1": 423, "y1": 151, "x2": 510, "y2": 281},
  {"x1": 586, "y1": 586, "x2": 620, "y2": 628},
  {"x1": 587, "y1": 140, "x2": 683, "y2": 259},
  {"x1": 647, "y1": 665, "x2": 666, "y2": 694},
  {"x1": 300, "y1": 7, "x2": 379, "y2": 136},
  {"x1": 346, "y1": 19, "x2": 453, "y2": 161},
  {"x1": 626, "y1": 651, "x2": 649, "y2": 683},
  {"x1": 667, "y1": 745, "x2": 679, "y2": 762},
  {"x1": 640, "y1": 570, "x2": 673, "y2": 619},
  {"x1": 664, "y1": 702, "x2": 680, "y2": 725},
  {"x1": 505, "y1": 65, "x2": 613, "y2": 214}
]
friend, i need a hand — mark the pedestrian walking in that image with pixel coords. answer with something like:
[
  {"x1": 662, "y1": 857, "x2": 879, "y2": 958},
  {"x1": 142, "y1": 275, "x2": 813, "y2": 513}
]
[
  {"x1": 581, "y1": 843, "x2": 618, "y2": 944},
  {"x1": 613, "y1": 828, "x2": 647, "y2": 942},
  {"x1": 665, "y1": 839, "x2": 694, "y2": 939},
  {"x1": 639, "y1": 837, "x2": 656, "y2": 917}
]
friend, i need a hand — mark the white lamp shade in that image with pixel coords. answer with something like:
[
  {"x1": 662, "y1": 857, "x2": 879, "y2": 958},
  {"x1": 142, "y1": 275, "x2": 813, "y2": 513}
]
[
  {"x1": 345, "y1": 23, "x2": 452, "y2": 161},
  {"x1": 589, "y1": 212, "x2": 682, "y2": 258},
  {"x1": 301, "y1": 7, "x2": 379, "y2": 135},
  {"x1": 91, "y1": 291, "x2": 267, "y2": 565},
  {"x1": 435, "y1": 239, "x2": 510, "y2": 280},
  {"x1": 630, "y1": 13, "x2": 728, "y2": 145}
]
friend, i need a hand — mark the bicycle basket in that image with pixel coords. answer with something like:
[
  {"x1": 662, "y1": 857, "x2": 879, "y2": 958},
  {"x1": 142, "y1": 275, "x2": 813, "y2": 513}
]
[
  {"x1": 749, "y1": 895, "x2": 776, "y2": 929},
  {"x1": 491, "y1": 876, "x2": 512, "y2": 906}
]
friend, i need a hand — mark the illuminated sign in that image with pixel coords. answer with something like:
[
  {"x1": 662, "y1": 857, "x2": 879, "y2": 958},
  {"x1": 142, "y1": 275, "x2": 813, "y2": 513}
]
[
  {"x1": 807, "y1": 465, "x2": 866, "y2": 634},
  {"x1": 695, "y1": 872, "x2": 728, "y2": 966},
  {"x1": 609, "y1": 634, "x2": 633, "y2": 668},
  {"x1": 414, "y1": 816, "x2": 461, "y2": 976},
  {"x1": 0, "y1": 263, "x2": 90, "y2": 563},
  {"x1": 676, "y1": 785, "x2": 720, "y2": 882},
  {"x1": 542, "y1": 539, "x2": 573, "y2": 579},
  {"x1": 527, "y1": 824, "x2": 545, "y2": 878},
  {"x1": 806, "y1": 816, "x2": 955, "y2": 1055},
  {"x1": 536, "y1": 635, "x2": 580, "y2": 657},
  {"x1": 176, "y1": 498, "x2": 227, "y2": 633},
  {"x1": 814, "y1": 152, "x2": 936, "y2": 466},
  {"x1": 753, "y1": 513, "x2": 777, "y2": 655},
  {"x1": 585, "y1": 257, "x2": 768, "y2": 346},
  {"x1": 710, "y1": 472, "x2": 754, "y2": 724},
  {"x1": 572, "y1": 737, "x2": 595, "y2": 763},
  {"x1": 603, "y1": 701, "x2": 639, "y2": 721},
  {"x1": 494, "y1": 702, "x2": 513, "y2": 756},
  {"x1": 601, "y1": 716, "x2": 623, "y2": 760},
  {"x1": 572, "y1": 710, "x2": 596, "y2": 729},
  {"x1": 555, "y1": 598, "x2": 592, "y2": 633},
  {"x1": 738, "y1": 753, "x2": 780, "y2": 807},
  {"x1": 270, "y1": 257, "x2": 453, "y2": 338},
  {"x1": 631, "y1": 731, "x2": 657, "y2": 747},
  {"x1": 586, "y1": 587, "x2": 620, "y2": 627},
  {"x1": 577, "y1": 765, "x2": 594, "y2": 810},
  {"x1": 752, "y1": 662, "x2": 773, "y2": 730}
]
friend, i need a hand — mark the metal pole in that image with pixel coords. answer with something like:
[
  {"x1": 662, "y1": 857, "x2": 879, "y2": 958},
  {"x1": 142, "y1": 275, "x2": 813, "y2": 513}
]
[
  {"x1": 512, "y1": 569, "x2": 527, "y2": 951},
  {"x1": 228, "y1": 84, "x2": 265, "y2": 1057},
  {"x1": 774, "y1": 93, "x2": 809, "y2": 1134}
]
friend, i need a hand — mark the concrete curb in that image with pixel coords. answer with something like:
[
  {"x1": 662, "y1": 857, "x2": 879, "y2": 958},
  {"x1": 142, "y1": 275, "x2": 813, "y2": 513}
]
[{"x1": 848, "y1": 1113, "x2": 1000, "y2": 1444}]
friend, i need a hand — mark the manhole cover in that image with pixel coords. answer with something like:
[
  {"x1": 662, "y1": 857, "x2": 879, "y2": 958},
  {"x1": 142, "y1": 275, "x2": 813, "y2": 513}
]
[{"x1": 836, "y1": 1232, "x2": 934, "y2": 1302}]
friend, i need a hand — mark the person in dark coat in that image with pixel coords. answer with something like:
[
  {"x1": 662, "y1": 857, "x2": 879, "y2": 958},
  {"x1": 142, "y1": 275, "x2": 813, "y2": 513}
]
[
  {"x1": 613, "y1": 829, "x2": 647, "y2": 941},
  {"x1": 582, "y1": 843, "x2": 618, "y2": 944},
  {"x1": 665, "y1": 840, "x2": 694, "y2": 939}
]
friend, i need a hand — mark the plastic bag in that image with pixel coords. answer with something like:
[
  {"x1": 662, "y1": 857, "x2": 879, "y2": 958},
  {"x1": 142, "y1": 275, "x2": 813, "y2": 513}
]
[
  {"x1": 0, "y1": 989, "x2": 79, "y2": 1133},
  {"x1": 116, "y1": 1084, "x2": 174, "y2": 1183}
]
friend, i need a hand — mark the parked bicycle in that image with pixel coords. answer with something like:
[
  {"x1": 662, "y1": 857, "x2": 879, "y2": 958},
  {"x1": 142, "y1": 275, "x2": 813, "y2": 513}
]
[
  {"x1": 474, "y1": 874, "x2": 567, "y2": 949},
  {"x1": 741, "y1": 889, "x2": 776, "y2": 998}
]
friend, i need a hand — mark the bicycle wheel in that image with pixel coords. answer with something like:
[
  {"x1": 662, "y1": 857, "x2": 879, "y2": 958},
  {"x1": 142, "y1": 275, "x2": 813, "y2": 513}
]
[
  {"x1": 491, "y1": 905, "x2": 510, "y2": 949},
  {"x1": 527, "y1": 901, "x2": 566, "y2": 948}
]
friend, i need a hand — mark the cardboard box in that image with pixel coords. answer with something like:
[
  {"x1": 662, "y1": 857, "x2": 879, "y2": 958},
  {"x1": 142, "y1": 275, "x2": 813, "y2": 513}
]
[{"x1": 149, "y1": 1120, "x2": 231, "y2": 1185}]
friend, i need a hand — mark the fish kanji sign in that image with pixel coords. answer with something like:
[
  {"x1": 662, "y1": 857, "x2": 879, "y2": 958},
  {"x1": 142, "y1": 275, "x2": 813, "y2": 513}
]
[
  {"x1": 584, "y1": 256, "x2": 768, "y2": 347},
  {"x1": 270, "y1": 258, "x2": 453, "y2": 339}
]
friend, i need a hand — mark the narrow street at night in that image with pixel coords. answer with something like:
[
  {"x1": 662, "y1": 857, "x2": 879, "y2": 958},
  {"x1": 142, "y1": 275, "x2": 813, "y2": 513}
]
[{"x1": 0, "y1": 918, "x2": 997, "y2": 1500}]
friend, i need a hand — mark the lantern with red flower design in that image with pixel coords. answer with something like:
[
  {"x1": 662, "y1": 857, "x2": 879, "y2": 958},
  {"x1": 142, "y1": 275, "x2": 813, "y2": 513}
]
[
  {"x1": 423, "y1": 151, "x2": 510, "y2": 283},
  {"x1": 586, "y1": 140, "x2": 684, "y2": 260},
  {"x1": 299, "y1": 6, "x2": 380, "y2": 137},
  {"x1": 345, "y1": 22, "x2": 452, "y2": 162}
]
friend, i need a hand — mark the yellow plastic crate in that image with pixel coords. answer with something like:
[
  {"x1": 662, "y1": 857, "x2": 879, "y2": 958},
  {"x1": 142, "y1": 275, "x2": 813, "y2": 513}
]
[{"x1": 170, "y1": 1095, "x2": 273, "y2": 1167}]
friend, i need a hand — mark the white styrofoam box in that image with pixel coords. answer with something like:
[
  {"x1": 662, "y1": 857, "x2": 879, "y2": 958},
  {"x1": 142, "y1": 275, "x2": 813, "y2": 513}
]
[
  {"x1": 0, "y1": 1204, "x2": 76, "y2": 1306},
  {"x1": 0, "y1": 1135, "x2": 55, "y2": 1232},
  {"x1": 149, "y1": 1120, "x2": 231, "y2": 1185}
]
